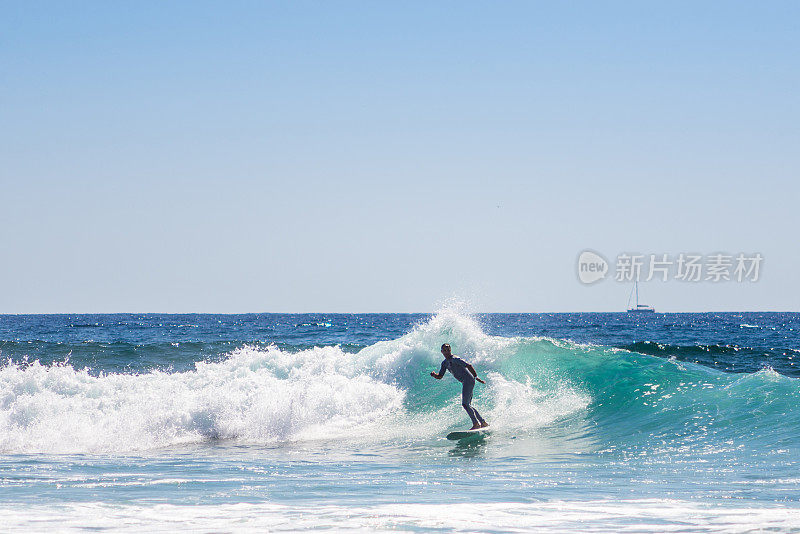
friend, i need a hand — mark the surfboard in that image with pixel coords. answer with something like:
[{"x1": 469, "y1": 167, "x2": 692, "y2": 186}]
[{"x1": 446, "y1": 429, "x2": 491, "y2": 441}]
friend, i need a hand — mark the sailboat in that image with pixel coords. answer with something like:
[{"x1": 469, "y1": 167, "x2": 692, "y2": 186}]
[{"x1": 627, "y1": 279, "x2": 655, "y2": 313}]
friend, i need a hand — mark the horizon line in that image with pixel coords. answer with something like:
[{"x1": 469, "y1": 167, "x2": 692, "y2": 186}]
[{"x1": 1, "y1": 310, "x2": 798, "y2": 316}]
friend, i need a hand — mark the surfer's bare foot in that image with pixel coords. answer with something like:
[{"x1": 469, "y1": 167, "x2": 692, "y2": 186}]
[
  {"x1": 480, "y1": 422, "x2": 490, "y2": 428},
  {"x1": 470, "y1": 424, "x2": 481, "y2": 430}
]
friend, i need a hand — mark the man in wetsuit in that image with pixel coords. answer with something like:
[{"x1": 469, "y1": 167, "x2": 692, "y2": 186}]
[{"x1": 430, "y1": 343, "x2": 489, "y2": 430}]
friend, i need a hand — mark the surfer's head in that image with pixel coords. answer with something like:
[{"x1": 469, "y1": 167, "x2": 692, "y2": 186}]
[{"x1": 441, "y1": 343, "x2": 452, "y2": 358}]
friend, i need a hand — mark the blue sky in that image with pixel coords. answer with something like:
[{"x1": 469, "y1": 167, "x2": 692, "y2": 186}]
[{"x1": 1, "y1": 2, "x2": 798, "y2": 312}]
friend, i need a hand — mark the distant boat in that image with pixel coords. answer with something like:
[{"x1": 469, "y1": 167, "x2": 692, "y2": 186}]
[{"x1": 627, "y1": 280, "x2": 655, "y2": 313}]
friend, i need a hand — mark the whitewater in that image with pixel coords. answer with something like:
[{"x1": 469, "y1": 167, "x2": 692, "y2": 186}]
[{"x1": 1, "y1": 311, "x2": 799, "y2": 532}]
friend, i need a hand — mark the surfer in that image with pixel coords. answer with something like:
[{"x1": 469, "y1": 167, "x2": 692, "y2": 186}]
[{"x1": 430, "y1": 343, "x2": 489, "y2": 430}]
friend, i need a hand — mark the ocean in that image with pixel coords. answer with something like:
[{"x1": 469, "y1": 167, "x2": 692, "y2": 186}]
[{"x1": 1, "y1": 310, "x2": 799, "y2": 532}]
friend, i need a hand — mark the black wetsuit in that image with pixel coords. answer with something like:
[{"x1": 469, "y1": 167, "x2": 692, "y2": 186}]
[{"x1": 438, "y1": 357, "x2": 486, "y2": 426}]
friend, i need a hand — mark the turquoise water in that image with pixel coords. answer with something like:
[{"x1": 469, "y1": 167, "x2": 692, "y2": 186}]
[{"x1": 1, "y1": 311, "x2": 799, "y2": 531}]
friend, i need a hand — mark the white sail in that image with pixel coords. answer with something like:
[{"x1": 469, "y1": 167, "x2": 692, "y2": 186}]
[{"x1": 627, "y1": 279, "x2": 655, "y2": 313}]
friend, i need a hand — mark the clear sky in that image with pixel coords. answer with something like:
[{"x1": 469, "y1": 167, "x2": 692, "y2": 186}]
[{"x1": 1, "y1": 1, "x2": 798, "y2": 313}]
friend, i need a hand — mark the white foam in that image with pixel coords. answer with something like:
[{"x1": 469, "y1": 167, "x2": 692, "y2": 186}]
[
  {"x1": 2, "y1": 500, "x2": 799, "y2": 533},
  {"x1": 0, "y1": 347, "x2": 405, "y2": 453},
  {"x1": 484, "y1": 373, "x2": 589, "y2": 433}
]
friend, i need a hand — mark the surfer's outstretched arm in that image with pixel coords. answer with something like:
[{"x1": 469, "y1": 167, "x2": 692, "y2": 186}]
[
  {"x1": 466, "y1": 363, "x2": 485, "y2": 384},
  {"x1": 431, "y1": 360, "x2": 447, "y2": 379}
]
